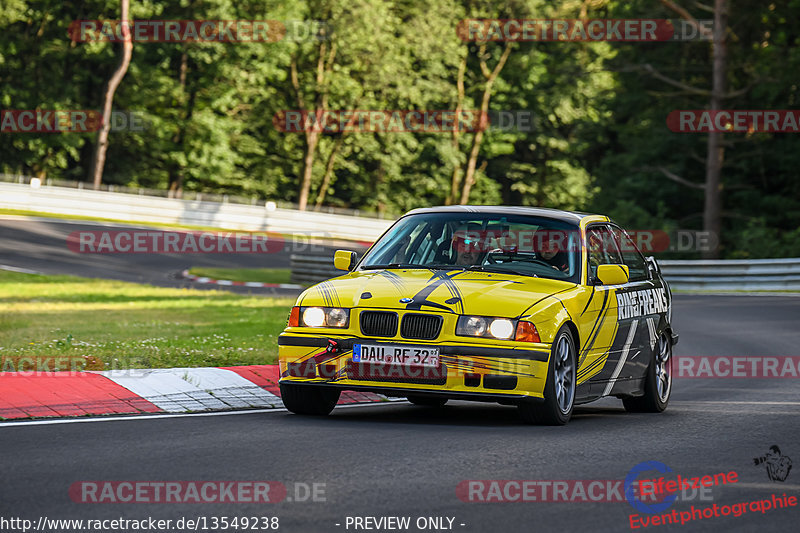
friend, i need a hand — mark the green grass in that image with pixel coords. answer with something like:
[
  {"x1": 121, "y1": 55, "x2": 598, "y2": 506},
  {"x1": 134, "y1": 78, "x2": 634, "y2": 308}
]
[
  {"x1": 188, "y1": 267, "x2": 293, "y2": 285},
  {"x1": 0, "y1": 270, "x2": 293, "y2": 371}
]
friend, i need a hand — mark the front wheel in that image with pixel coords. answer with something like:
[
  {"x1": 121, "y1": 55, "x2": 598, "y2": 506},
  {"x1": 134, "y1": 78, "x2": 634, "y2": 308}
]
[
  {"x1": 280, "y1": 382, "x2": 340, "y2": 416},
  {"x1": 518, "y1": 326, "x2": 576, "y2": 425},
  {"x1": 623, "y1": 331, "x2": 672, "y2": 413}
]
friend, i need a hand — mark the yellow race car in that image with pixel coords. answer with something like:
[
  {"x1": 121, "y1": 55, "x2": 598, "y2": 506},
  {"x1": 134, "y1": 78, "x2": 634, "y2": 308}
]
[{"x1": 278, "y1": 206, "x2": 678, "y2": 425}]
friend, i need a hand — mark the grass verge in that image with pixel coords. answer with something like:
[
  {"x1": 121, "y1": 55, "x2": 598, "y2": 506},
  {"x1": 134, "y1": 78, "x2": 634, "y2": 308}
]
[
  {"x1": 0, "y1": 270, "x2": 293, "y2": 371},
  {"x1": 187, "y1": 267, "x2": 293, "y2": 285}
]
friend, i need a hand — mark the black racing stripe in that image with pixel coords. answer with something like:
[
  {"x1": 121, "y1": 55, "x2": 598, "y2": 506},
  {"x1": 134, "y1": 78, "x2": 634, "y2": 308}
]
[
  {"x1": 577, "y1": 355, "x2": 607, "y2": 379},
  {"x1": 379, "y1": 270, "x2": 405, "y2": 293},
  {"x1": 580, "y1": 290, "x2": 609, "y2": 355},
  {"x1": 580, "y1": 287, "x2": 596, "y2": 316},
  {"x1": 405, "y1": 271, "x2": 458, "y2": 313},
  {"x1": 322, "y1": 281, "x2": 341, "y2": 307},
  {"x1": 321, "y1": 282, "x2": 335, "y2": 307},
  {"x1": 315, "y1": 283, "x2": 329, "y2": 307},
  {"x1": 515, "y1": 287, "x2": 573, "y2": 320},
  {"x1": 438, "y1": 272, "x2": 465, "y2": 314}
]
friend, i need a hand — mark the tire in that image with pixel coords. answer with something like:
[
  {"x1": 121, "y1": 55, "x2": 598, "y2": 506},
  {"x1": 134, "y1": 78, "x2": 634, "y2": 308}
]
[
  {"x1": 518, "y1": 325, "x2": 576, "y2": 425},
  {"x1": 406, "y1": 394, "x2": 448, "y2": 408},
  {"x1": 623, "y1": 331, "x2": 672, "y2": 413},
  {"x1": 279, "y1": 382, "x2": 340, "y2": 416}
]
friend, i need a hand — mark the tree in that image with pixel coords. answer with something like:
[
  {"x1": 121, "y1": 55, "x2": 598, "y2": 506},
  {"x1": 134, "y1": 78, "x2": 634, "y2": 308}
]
[
  {"x1": 657, "y1": 0, "x2": 728, "y2": 258},
  {"x1": 88, "y1": 0, "x2": 132, "y2": 189}
]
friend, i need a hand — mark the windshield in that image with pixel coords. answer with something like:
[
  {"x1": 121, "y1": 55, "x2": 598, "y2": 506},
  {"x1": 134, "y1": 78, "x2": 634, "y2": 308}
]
[{"x1": 358, "y1": 212, "x2": 581, "y2": 283}]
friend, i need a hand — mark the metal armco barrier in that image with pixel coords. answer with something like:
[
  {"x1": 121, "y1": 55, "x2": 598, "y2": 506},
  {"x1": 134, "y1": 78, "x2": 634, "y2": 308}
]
[
  {"x1": 0, "y1": 182, "x2": 392, "y2": 242},
  {"x1": 289, "y1": 255, "x2": 800, "y2": 291},
  {"x1": 290, "y1": 254, "x2": 345, "y2": 286},
  {"x1": 659, "y1": 258, "x2": 800, "y2": 291}
]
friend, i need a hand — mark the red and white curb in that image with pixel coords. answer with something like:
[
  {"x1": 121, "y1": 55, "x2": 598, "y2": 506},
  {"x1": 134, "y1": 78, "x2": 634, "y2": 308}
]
[
  {"x1": 180, "y1": 269, "x2": 303, "y2": 290},
  {"x1": 0, "y1": 365, "x2": 393, "y2": 420}
]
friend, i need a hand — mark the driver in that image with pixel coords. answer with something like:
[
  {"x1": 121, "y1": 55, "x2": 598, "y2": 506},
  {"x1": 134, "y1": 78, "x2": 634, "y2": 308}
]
[
  {"x1": 535, "y1": 229, "x2": 570, "y2": 272},
  {"x1": 450, "y1": 226, "x2": 483, "y2": 266}
]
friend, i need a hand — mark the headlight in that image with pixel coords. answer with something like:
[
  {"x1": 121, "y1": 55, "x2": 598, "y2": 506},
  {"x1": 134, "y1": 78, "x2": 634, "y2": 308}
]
[
  {"x1": 302, "y1": 307, "x2": 326, "y2": 327},
  {"x1": 461, "y1": 316, "x2": 488, "y2": 336},
  {"x1": 326, "y1": 307, "x2": 349, "y2": 327},
  {"x1": 489, "y1": 318, "x2": 514, "y2": 339},
  {"x1": 456, "y1": 315, "x2": 514, "y2": 339},
  {"x1": 300, "y1": 307, "x2": 350, "y2": 328},
  {"x1": 456, "y1": 316, "x2": 540, "y2": 342}
]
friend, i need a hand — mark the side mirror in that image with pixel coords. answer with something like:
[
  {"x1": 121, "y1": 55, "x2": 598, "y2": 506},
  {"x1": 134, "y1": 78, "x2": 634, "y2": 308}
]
[
  {"x1": 596, "y1": 264, "x2": 630, "y2": 286},
  {"x1": 333, "y1": 250, "x2": 357, "y2": 271}
]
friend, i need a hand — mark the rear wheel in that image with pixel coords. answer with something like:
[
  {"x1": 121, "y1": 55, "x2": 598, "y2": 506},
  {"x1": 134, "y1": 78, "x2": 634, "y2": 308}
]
[
  {"x1": 623, "y1": 331, "x2": 672, "y2": 413},
  {"x1": 518, "y1": 326, "x2": 576, "y2": 425},
  {"x1": 406, "y1": 394, "x2": 448, "y2": 408},
  {"x1": 279, "y1": 382, "x2": 340, "y2": 416}
]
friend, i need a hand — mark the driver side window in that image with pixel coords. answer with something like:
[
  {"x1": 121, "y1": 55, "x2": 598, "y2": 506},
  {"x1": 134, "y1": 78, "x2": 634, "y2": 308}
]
[
  {"x1": 586, "y1": 225, "x2": 623, "y2": 281},
  {"x1": 609, "y1": 225, "x2": 648, "y2": 282}
]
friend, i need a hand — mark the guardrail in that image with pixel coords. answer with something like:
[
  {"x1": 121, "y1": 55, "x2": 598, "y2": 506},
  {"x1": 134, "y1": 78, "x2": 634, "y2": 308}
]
[
  {"x1": 659, "y1": 258, "x2": 800, "y2": 291},
  {"x1": 288, "y1": 255, "x2": 800, "y2": 292},
  {"x1": 0, "y1": 182, "x2": 393, "y2": 242},
  {"x1": 289, "y1": 254, "x2": 345, "y2": 286}
]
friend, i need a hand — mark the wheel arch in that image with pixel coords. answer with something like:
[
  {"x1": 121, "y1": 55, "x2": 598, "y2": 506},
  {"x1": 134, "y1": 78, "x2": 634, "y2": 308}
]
[{"x1": 561, "y1": 320, "x2": 580, "y2": 354}]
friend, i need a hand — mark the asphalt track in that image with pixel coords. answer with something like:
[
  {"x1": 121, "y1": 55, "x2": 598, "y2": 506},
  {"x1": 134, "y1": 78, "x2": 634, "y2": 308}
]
[
  {"x1": 1, "y1": 218, "x2": 799, "y2": 532},
  {"x1": 0, "y1": 217, "x2": 349, "y2": 295}
]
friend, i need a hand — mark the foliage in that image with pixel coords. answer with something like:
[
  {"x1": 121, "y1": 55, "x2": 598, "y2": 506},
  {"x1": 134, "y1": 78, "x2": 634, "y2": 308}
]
[{"x1": 1, "y1": 0, "x2": 798, "y2": 256}]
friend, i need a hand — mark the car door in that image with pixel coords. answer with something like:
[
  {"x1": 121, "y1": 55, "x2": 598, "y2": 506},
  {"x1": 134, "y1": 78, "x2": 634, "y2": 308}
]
[
  {"x1": 589, "y1": 224, "x2": 665, "y2": 397},
  {"x1": 575, "y1": 224, "x2": 623, "y2": 395},
  {"x1": 609, "y1": 224, "x2": 669, "y2": 391}
]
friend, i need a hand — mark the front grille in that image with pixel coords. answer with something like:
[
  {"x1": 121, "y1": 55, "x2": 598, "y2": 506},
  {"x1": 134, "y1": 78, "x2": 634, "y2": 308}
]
[
  {"x1": 400, "y1": 313, "x2": 443, "y2": 340},
  {"x1": 346, "y1": 362, "x2": 447, "y2": 385},
  {"x1": 359, "y1": 311, "x2": 398, "y2": 337}
]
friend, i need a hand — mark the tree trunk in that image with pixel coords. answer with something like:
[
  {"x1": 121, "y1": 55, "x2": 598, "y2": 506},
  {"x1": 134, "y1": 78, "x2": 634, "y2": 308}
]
[
  {"x1": 89, "y1": 0, "x2": 132, "y2": 190},
  {"x1": 703, "y1": 0, "x2": 727, "y2": 258},
  {"x1": 459, "y1": 44, "x2": 511, "y2": 204},
  {"x1": 291, "y1": 40, "x2": 336, "y2": 211},
  {"x1": 447, "y1": 55, "x2": 467, "y2": 205},
  {"x1": 168, "y1": 51, "x2": 189, "y2": 199},
  {"x1": 298, "y1": 127, "x2": 320, "y2": 211},
  {"x1": 314, "y1": 133, "x2": 346, "y2": 210}
]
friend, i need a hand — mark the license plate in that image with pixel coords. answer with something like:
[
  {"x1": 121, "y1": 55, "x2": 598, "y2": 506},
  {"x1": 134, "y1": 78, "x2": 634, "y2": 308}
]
[{"x1": 352, "y1": 344, "x2": 440, "y2": 368}]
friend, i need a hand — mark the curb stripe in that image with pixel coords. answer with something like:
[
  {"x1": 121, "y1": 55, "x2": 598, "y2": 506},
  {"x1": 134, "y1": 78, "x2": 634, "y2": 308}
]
[
  {"x1": 0, "y1": 365, "x2": 391, "y2": 421},
  {"x1": 180, "y1": 269, "x2": 303, "y2": 290},
  {"x1": 0, "y1": 373, "x2": 161, "y2": 418}
]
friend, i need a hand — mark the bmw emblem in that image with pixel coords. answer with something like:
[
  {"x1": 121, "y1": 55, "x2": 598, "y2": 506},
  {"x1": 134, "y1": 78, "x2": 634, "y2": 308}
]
[{"x1": 399, "y1": 297, "x2": 413, "y2": 304}]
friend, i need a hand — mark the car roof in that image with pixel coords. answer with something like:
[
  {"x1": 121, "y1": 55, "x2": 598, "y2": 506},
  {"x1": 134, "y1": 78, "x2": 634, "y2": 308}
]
[{"x1": 404, "y1": 205, "x2": 600, "y2": 224}]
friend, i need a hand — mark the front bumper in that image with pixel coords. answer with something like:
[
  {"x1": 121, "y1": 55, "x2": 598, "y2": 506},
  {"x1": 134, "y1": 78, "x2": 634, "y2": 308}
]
[{"x1": 278, "y1": 333, "x2": 551, "y2": 401}]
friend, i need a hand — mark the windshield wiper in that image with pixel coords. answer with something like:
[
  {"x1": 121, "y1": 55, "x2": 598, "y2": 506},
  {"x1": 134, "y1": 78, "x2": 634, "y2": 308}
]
[
  {"x1": 360, "y1": 263, "x2": 417, "y2": 270},
  {"x1": 463, "y1": 264, "x2": 538, "y2": 277},
  {"x1": 425, "y1": 264, "x2": 466, "y2": 270}
]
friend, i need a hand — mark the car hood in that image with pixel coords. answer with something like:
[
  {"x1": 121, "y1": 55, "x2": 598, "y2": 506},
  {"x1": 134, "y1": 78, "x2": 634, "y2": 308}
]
[{"x1": 300, "y1": 268, "x2": 575, "y2": 318}]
